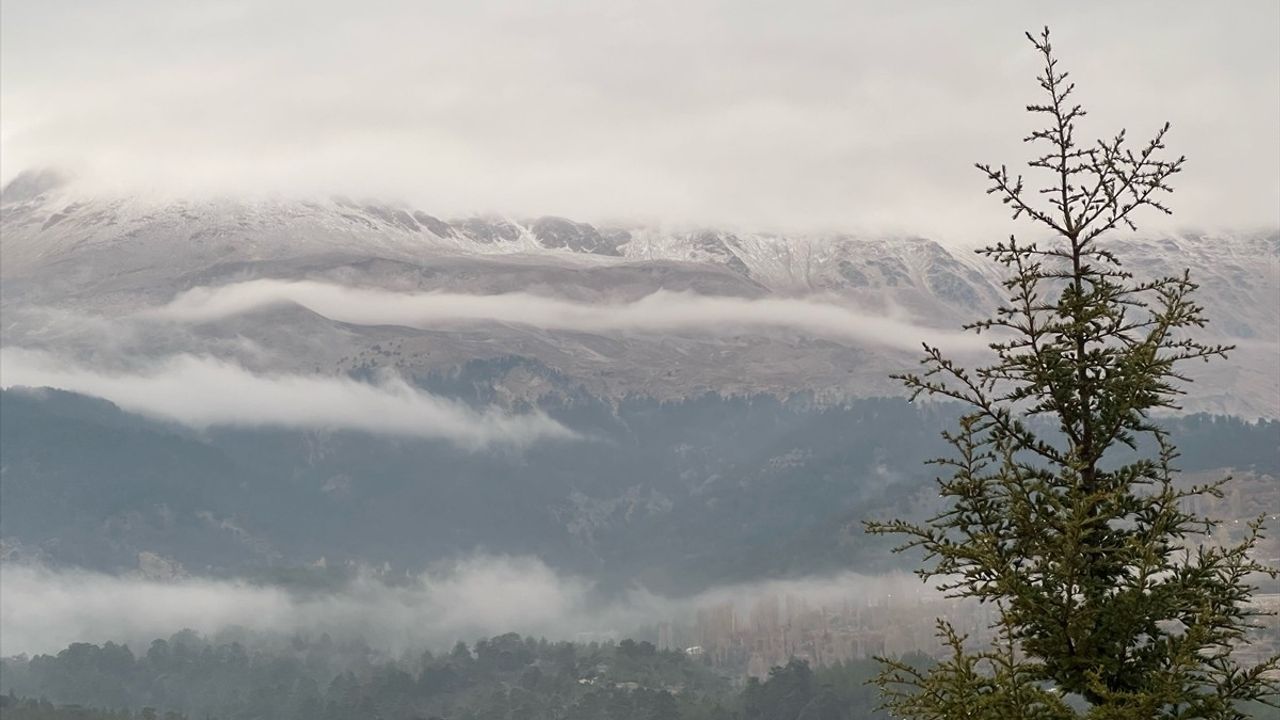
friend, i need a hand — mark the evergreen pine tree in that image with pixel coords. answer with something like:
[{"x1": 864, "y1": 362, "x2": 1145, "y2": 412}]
[{"x1": 866, "y1": 28, "x2": 1279, "y2": 719}]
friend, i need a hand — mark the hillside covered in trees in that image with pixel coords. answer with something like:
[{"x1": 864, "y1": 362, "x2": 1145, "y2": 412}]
[{"x1": 0, "y1": 631, "x2": 892, "y2": 720}]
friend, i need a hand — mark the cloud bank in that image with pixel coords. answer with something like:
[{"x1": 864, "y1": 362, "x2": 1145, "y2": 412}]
[
  {"x1": 3, "y1": 2, "x2": 1277, "y2": 236},
  {"x1": 0, "y1": 558, "x2": 587, "y2": 657},
  {"x1": 0, "y1": 558, "x2": 933, "y2": 657},
  {"x1": 0, "y1": 348, "x2": 573, "y2": 448},
  {"x1": 151, "y1": 279, "x2": 985, "y2": 353}
]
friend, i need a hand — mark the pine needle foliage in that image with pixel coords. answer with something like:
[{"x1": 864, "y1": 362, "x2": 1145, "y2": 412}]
[{"x1": 865, "y1": 28, "x2": 1279, "y2": 720}]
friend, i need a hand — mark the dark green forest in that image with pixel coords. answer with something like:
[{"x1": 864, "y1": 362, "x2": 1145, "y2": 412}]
[
  {"x1": 3, "y1": 387, "x2": 1272, "y2": 593},
  {"x1": 0, "y1": 632, "x2": 892, "y2": 720}
]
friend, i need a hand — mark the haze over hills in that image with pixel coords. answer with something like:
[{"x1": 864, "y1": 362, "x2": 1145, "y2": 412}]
[
  {"x1": 1, "y1": 169, "x2": 1277, "y2": 603},
  {"x1": 4, "y1": 3, "x2": 1279, "y2": 716}
]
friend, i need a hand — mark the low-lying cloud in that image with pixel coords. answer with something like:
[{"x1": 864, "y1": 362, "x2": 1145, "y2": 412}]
[
  {"x1": 0, "y1": 348, "x2": 573, "y2": 448},
  {"x1": 4, "y1": 3, "x2": 1277, "y2": 236},
  {"x1": 0, "y1": 558, "x2": 591, "y2": 657},
  {"x1": 151, "y1": 279, "x2": 984, "y2": 353},
  {"x1": 0, "y1": 558, "x2": 934, "y2": 657}
]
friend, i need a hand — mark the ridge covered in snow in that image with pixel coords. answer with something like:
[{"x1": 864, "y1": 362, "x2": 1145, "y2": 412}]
[{"x1": 3, "y1": 172, "x2": 1276, "y2": 417}]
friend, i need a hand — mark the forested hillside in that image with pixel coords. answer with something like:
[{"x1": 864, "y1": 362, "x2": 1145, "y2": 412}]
[{"x1": 0, "y1": 632, "x2": 891, "y2": 720}]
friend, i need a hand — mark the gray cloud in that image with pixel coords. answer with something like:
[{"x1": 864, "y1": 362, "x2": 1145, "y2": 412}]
[
  {"x1": 0, "y1": 558, "x2": 933, "y2": 657},
  {"x1": 150, "y1": 279, "x2": 987, "y2": 353},
  {"x1": 2, "y1": 1, "x2": 1276, "y2": 237},
  {"x1": 0, "y1": 348, "x2": 574, "y2": 448}
]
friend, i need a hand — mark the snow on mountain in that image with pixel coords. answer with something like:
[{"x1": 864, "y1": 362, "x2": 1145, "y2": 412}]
[{"x1": 3, "y1": 171, "x2": 1276, "y2": 416}]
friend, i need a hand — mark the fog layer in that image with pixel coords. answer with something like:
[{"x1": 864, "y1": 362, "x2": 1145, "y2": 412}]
[
  {"x1": 4, "y1": 2, "x2": 1277, "y2": 236},
  {"x1": 152, "y1": 280, "x2": 986, "y2": 353},
  {"x1": 0, "y1": 348, "x2": 574, "y2": 448},
  {"x1": 0, "y1": 558, "x2": 932, "y2": 657}
]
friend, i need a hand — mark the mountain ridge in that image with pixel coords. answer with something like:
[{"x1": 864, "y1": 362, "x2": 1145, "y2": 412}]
[{"x1": 3, "y1": 174, "x2": 1277, "y2": 417}]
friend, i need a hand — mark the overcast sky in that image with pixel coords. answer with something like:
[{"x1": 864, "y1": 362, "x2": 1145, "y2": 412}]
[{"x1": 2, "y1": 1, "x2": 1276, "y2": 237}]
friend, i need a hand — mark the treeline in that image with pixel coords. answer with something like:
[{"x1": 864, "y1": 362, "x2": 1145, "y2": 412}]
[
  {"x1": 0, "y1": 632, "x2": 891, "y2": 720},
  {"x1": 0, "y1": 696, "x2": 185, "y2": 720}
]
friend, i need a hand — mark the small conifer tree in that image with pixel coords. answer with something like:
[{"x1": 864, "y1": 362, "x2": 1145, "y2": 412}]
[{"x1": 866, "y1": 28, "x2": 1278, "y2": 719}]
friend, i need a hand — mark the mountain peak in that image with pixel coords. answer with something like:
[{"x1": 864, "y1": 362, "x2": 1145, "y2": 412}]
[{"x1": 1, "y1": 168, "x2": 69, "y2": 206}]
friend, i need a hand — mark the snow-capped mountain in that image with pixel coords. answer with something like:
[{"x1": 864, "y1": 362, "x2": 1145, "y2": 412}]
[
  {"x1": 1, "y1": 174, "x2": 1002, "y2": 313},
  {"x1": 3, "y1": 171, "x2": 1277, "y2": 416}
]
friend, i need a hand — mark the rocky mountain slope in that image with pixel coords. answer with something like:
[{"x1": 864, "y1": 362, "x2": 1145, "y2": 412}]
[{"x1": 3, "y1": 171, "x2": 1277, "y2": 416}]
